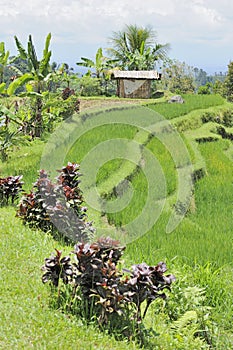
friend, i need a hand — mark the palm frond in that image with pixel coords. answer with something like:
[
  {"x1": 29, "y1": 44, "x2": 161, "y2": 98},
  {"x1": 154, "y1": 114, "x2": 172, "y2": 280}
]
[{"x1": 8, "y1": 65, "x2": 23, "y2": 77}]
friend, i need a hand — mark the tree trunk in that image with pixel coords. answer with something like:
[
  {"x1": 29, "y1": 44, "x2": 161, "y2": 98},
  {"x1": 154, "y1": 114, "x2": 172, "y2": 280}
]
[{"x1": 34, "y1": 96, "x2": 43, "y2": 138}]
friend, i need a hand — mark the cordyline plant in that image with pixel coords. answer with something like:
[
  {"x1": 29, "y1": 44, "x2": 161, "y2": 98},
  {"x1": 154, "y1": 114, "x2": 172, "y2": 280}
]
[
  {"x1": 0, "y1": 175, "x2": 23, "y2": 206},
  {"x1": 17, "y1": 162, "x2": 94, "y2": 242},
  {"x1": 42, "y1": 237, "x2": 175, "y2": 330}
]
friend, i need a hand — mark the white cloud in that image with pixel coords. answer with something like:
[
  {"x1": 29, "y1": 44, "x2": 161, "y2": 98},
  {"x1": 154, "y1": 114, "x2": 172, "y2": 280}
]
[{"x1": 0, "y1": 0, "x2": 232, "y2": 72}]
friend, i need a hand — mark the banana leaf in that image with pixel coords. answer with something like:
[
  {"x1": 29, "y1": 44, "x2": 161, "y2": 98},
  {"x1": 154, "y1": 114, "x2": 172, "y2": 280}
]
[{"x1": 7, "y1": 73, "x2": 34, "y2": 96}]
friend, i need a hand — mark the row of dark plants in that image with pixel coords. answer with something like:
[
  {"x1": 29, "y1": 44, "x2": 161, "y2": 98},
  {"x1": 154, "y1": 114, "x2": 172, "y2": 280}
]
[
  {"x1": 201, "y1": 109, "x2": 233, "y2": 127},
  {"x1": 216, "y1": 125, "x2": 233, "y2": 141},
  {"x1": 42, "y1": 237, "x2": 175, "y2": 344},
  {"x1": 17, "y1": 162, "x2": 94, "y2": 242}
]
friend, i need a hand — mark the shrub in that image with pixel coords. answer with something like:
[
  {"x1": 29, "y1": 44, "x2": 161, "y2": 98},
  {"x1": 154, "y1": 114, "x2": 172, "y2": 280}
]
[
  {"x1": 201, "y1": 111, "x2": 217, "y2": 124},
  {"x1": 79, "y1": 76, "x2": 102, "y2": 96},
  {"x1": 45, "y1": 94, "x2": 80, "y2": 121},
  {"x1": 222, "y1": 109, "x2": 233, "y2": 127},
  {"x1": 224, "y1": 61, "x2": 233, "y2": 101},
  {"x1": 17, "y1": 163, "x2": 94, "y2": 242},
  {"x1": 216, "y1": 126, "x2": 233, "y2": 141},
  {"x1": 197, "y1": 83, "x2": 212, "y2": 95},
  {"x1": 42, "y1": 237, "x2": 175, "y2": 340},
  {"x1": 0, "y1": 175, "x2": 23, "y2": 206}
]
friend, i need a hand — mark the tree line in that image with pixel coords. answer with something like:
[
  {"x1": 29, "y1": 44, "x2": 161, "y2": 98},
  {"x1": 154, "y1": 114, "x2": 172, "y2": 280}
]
[{"x1": 0, "y1": 25, "x2": 233, "y2": 144}]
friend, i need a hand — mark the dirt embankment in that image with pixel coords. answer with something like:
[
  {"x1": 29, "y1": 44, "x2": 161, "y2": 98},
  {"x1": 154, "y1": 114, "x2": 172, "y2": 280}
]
[{"x1": 79, "y1": 98, "x2": 152, "y2": 112}]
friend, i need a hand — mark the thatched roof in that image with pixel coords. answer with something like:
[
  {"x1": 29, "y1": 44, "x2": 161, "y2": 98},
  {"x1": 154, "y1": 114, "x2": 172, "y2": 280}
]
[{"x1": 111, "y1": 70, "x2": 161, "y2": 80}]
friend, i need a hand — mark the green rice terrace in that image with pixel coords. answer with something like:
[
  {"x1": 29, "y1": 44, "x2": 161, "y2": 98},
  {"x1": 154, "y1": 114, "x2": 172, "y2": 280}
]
[{"x1": 1, "y1": 93, "x2": 233, "y2": 349}]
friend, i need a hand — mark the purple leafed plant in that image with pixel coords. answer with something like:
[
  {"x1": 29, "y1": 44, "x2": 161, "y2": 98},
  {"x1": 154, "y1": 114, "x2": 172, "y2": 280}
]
[
  {"x1": 42, "y1": 237, "x2": 175, "y2": 325},
  {"x1": 0, "y1": 175, "x2": 23, "y2": 206},
  {"x1": 17, "y1": 163, "x2": 94, "y2": 242}
]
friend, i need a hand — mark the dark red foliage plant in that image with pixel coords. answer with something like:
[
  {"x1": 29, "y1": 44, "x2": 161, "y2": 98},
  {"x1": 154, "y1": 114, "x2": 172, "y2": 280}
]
[
  {"x1": 0, "y1": 175, "x2": 24, "y2": 206},
  {"x1": 17, "y1": 163, "x2": 94, "y2": 242},
  {"x1": 42, "y1": 237, "x2": 175, "y2": 337}
]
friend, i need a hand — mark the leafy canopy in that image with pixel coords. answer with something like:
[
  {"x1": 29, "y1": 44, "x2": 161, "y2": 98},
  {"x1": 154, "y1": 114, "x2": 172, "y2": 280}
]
[{"x1": 108, "y1": 24, "x2": 170, "y2": 70}]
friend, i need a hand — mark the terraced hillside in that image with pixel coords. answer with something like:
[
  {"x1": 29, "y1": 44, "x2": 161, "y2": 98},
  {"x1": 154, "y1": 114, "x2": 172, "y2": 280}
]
[{"x1": 1, "y1": 94, "x2": 233, "y2": 349}]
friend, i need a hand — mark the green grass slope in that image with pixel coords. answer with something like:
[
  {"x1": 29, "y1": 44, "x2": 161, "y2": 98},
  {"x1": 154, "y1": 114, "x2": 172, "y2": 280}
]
[{"x1": 1, "y1": 94, "x2": 233, "y2": 349}]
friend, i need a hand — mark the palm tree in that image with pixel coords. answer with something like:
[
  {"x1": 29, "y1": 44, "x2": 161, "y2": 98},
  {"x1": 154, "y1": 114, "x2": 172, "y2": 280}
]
[
  {"x1": 7, "y1": 33, "x2": 52, "y2": 137},
  {"x1": 108, "y1": 24, "x2": 170, "y2": 70}
]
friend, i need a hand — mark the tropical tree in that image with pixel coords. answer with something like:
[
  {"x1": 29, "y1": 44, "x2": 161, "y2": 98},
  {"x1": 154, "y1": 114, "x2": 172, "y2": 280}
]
[
  {"x1": 77, "y1": 47, "x2": 115, "y2": 78},
  {"x1": 0, "y1": 42, "x2": 10, "y2": 85},
  {"x1": 108, "y1": 24, "x2": 170, "y2": 70},
  {"x1": 0, "y1": 105, "x2": 27, "y2": 162},
  {"x1": 7, "y1": 33, "x2": 52, "y2": 137},
  {"x1": 161, "y1": 59, "x2": 195, "y2": 94},
  {"x1": 224, "y1": 61, "x2": 233, "y2": 102},
  {"x1": 77, "y1": 47, "x2": 117, "y2": 95}
]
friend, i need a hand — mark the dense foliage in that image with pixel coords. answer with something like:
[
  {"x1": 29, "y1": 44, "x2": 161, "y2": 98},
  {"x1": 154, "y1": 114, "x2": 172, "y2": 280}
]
[
  {"x1": 42, "y1": 237, "x2": 175, "y2": 343},
  {"x1": 0, "y1": 175, "x2": 23, "y2": 205},
  {"x1": 17, "y1": 162, "x2": 94, "y2": 242},
  {"x1": 224, "y1": 61, "x2": 233, "y2": 101},
  {"x1": 108, "y1": 24, "x2": 170, "y2": 70},
  {"x1": 0, "y1": 29, "x2": 233, "y2": 349}
]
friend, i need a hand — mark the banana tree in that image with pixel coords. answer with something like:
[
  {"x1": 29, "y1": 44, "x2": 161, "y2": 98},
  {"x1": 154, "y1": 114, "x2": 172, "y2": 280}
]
[
  {"x1": 7, "y1": 33, "x2": 52, "y2": 137},
  {"x1": 77, "y1": 48, "x2": 117, "y2": 95},
  {"x1": 0, "y1": 103, "x2": 27, "y2": 161},
  {"x1": 0, "y1": 42, "x2": 10, "y2": 84},
  {"x1": 77, "y1": 48, "x2": 112, "y2": 78}
]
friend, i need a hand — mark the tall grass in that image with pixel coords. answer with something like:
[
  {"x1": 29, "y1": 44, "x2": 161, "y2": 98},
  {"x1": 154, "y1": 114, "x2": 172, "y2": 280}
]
[
  {"x1": 1, "y1": 96, "x2": 232, "y2": 349},
  {"x1": 0, "y1": 140, "x2": 45, "y2": 191},
  {"x1": 0, "y1": 207, "x2": 139, "y2": 349},
  {"x1": 66, "y1": 123, "x2": 137, "y2": 163},
  {"x1": 147, "y1": 94, "x2": 225, "y2": 119}
]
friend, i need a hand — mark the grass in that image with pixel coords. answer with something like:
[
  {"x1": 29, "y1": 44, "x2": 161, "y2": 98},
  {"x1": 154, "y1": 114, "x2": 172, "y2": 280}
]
[
  {"x1": 1, "y1": 94, "x2": 233, "y2": 349},
  {"x1": 0, "y1": 139, "x2": 45, "y2": 191},
  {"x1": 0, "y1": 207, "x2": 139, "y2": 350},
  {"x1": 147, "y1": 94, "x2": 225, "y2": 119}
]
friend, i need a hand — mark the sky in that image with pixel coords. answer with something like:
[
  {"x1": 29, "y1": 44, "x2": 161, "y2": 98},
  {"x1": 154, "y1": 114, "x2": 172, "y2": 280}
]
[{"x1": 1, "y1": 0, "x2": 233, "y2": 74}]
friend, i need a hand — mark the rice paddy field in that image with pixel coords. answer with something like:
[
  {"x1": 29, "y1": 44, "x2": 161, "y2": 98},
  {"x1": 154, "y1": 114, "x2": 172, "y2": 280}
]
[{"x1": 1, "y1": 94, "x2": 232, "y2": 349}]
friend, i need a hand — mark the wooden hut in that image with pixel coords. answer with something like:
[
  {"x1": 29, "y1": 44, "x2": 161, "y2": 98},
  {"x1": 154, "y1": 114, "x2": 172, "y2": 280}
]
[{"x1": 111, "y1": 70, "x2": 162, "y2": 98}]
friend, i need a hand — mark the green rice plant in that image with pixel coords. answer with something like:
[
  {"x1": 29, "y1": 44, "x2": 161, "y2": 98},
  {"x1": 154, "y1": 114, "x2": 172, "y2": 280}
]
[
  {"x1": 0, "y1": 139, "x2": 45, "y2": 191},
  {"x1": 145, "y1": 137, "x2": 177, "y2": 196},
  {"x1": 106, "y1": 168, "x2": 148, "y2": 227},
  {"x1": 147, "y1": 94, "x2": 224, "y2": 120},
  {"x1": 66, "y1": 123, "x2": 137, "y2": 163}
]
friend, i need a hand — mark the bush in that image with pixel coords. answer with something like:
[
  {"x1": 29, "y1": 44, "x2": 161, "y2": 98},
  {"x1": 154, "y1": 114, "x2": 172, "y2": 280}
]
[
  {"x1": 222, "y1": 109, "x2": 233, "y2": 127},
  {"x1": 44, "y1": 94, "x2": 80, "y2": 122},
  {"x1": 79, "y1": 76, "x2": 102, "y2": 96},
  {"x1": 197, "y1": 83, "x2": 212, "y2": 95},
  {"x1": 42, "y1": 237, "x2": 175, "y2": 342},
  {"x1": 201, "y1": 111, "x2": 217, "y2": 123},
  {"x1": 0, "y1": 175, "x2": 23, "y2": 206},
  {"x1": 17, "y1": 163, "x2": 94, "y2": 242}
]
